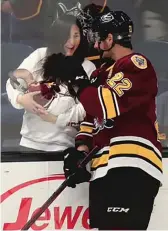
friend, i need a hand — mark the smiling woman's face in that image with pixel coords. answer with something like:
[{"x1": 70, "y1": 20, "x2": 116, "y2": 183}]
[{"x1": 64, "y1": 24, "x2": 81, "y2": 56}]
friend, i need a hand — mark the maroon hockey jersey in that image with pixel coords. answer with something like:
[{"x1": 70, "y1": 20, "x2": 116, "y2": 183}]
[{"x1": 76, "y1": 53, "x2": 162, "y2": 182}]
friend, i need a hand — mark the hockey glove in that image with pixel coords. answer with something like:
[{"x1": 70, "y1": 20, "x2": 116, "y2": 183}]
[{"x1": 63, "y1": 147, "x2": 91, "y2": 188}]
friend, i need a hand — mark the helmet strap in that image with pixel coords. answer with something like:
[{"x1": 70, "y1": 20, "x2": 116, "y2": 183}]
[{"x1": 98, "y1": 40, "x2": 115, "y2": 59}]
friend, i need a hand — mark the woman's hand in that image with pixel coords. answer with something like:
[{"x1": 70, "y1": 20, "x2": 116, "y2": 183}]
[{"x1": 17, "y1": 91, "x2": 47, "y2": 115}]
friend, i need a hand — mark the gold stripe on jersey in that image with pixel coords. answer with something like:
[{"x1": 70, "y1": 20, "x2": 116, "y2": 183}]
[
  {"x1": 91, "y1": 143, "x2": 162, "y2": 172},
  {"x1": 99, "y1": 87, "x2": 117, "y2": 119},
  {"x1": 91, "y1": 153, "x2": 108, "y2": 168},
  {"x1": 80, "y1": 125, "x2": 93, "y2": 134},
  {"x1": 109, "y1": 144, "x2": 162, "y2": 170},
  {"x1": 87, "y1": 55, "x2": 100, "y2": 61},
  {"x1": 106, "y1": 63, "x2": 115, "y2": 72}
]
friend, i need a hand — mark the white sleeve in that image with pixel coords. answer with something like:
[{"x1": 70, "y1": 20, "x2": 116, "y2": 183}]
[
  {"x1": 56, "y1": 103, "x2": 86, "y2": 127},
  {"x1": 47, "y1": 95, "x2": 77, "y2": 116},
  {"x1": 82, "y1": 59, "x2": 96, "y2": 79},
  {"x1": 17, "y1": 47, "x2": 47, "y2": 75},
  {"x1": 6, "y1": 48, "x2": 47, "y2": 109}
]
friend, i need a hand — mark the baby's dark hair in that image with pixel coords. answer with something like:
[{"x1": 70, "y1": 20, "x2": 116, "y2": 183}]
[{"x1": 42, "y1": 52, "x2": 84, "y2": 98}]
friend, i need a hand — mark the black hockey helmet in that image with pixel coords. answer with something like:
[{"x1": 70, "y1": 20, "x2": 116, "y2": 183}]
[{"x1": 87, "y1": 11, "x2": 134, "y2": 48}]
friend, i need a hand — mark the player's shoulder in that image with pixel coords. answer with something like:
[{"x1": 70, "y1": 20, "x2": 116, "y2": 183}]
[
  {"x1": 129, "y1": 53, "x2": 150, "y2": 70},
  {"x1": 117, "y1": 52, "x2": 153, "y2": 72}
]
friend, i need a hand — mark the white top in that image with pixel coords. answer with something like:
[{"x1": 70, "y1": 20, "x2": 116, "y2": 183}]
[{"x1": 6, "y1": 47, "x2": 96, "y2": 151}]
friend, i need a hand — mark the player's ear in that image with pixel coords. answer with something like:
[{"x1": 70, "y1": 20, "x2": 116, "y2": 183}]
[{"x1": 107, "y1": 33, "x2": 113, "y2": 46}]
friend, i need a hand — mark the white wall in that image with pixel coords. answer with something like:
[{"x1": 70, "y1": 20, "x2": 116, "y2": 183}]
[{"x1": 1, "y1": 159, "x2": 168, "y2": 230}]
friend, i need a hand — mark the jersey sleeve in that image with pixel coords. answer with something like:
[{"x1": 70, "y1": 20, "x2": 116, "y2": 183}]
[
  {"x1": 75, "y1": 114, "x2": 94, "y2": 149},
  {"x1": 17, "y1": 48, "x2": 47, "y2": 75},
  {"x1": 78, "y1": 54, "x2": 158, "y2": 120}
]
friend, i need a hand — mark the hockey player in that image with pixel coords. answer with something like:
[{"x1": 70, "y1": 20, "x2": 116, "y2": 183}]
[{"x1": 42, "y1": 10, "x2": 162, "y2": 230}]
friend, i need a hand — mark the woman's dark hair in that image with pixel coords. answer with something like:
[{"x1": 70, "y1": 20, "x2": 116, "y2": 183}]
[
  {"x1": 45, "y1": 14, "x2": 89, "y2": 60},
  {"x1": 41, "y1": 13, "x2": 89, "y2": 92}
]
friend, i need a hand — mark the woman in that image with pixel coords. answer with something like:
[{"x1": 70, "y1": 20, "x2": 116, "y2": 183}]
[{"x1": 6, "y1": 13, "x2": 96, "y2": 152}]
